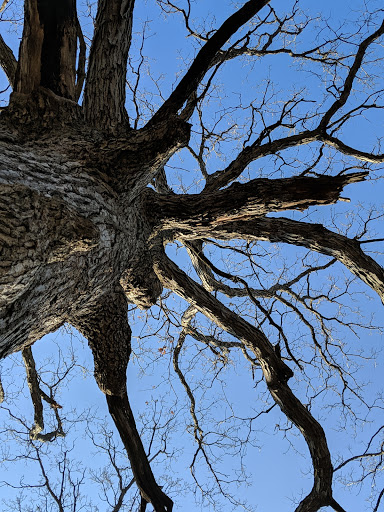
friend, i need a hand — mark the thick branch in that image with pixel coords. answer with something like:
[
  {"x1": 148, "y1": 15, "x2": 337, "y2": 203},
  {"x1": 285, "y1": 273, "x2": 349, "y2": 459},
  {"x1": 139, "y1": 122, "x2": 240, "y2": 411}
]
[
  {"x1": 204, "y1": 129, "x2": 383, "y2": 193},
  {"x1": 99, "y1": 117, "x2": 190, "y2": 198},
  {"x1": 153, "y1": 253, "x2": 293, "y2": 386},
  {"x1": 149, "y1": 0, "x2": 270, "y2": 125},
  {"x1": 70, "y1": 287, "x2": 172, "y2": 511},
  {"x1": 170, "y1": 216, "x2": 384, "y2": 302},
  {"x1": 0, "y1": 34, "x2": 17, "y2": 88},
  {"x1": 107, "y1": 393, "x2": 173, "y2": 512},
  {"x1": 151, "y1": 172, "x2": 368, "y2": 227},
  {"x1": 184, "y1": 240, "x2": 216, "y2": 292},
  {"x1": 231, "y1": 217, "x2": 384, "y2": 303},
  {"x1": 14, "y1": 0, "x2": 44, "y2": 94},
  {"x1": 70, "y1": 286, "x2": 131, "y2": 396},
  {"x1": 21, "y1": 346, "x2": 65, "y2": 442},
  {"x1": 22, "y1": 346, "x2": 44, "y2": 438},
  {"x1": 83, "y1": 0, "x2": 135, "y2": 134}
]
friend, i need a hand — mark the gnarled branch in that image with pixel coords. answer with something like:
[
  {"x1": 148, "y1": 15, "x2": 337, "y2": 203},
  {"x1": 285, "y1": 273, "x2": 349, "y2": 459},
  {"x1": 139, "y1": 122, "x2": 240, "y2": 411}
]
[
  {"x1": 150, "y1": 172, "x2": 368, "y2": 229},
  {"x1": 153, "y1": 252, "x2": 345, "y2": 511},
  {"x1": 70, "y1": 286, "x2": 172, "y2": 511},
  {"x1": 197, "y1": 217, "x2": 384, "y2": 303}
]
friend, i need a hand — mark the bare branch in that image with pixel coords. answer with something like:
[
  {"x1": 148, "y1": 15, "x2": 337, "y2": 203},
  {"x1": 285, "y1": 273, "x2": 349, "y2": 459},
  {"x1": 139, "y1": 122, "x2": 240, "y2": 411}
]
[
  {"x1": 1, "y1": 2, "x2": 383, "y2": 510},
  {"x1": 106, "y1": 393, "x2": 173, "y2": 512},
  {"x1": 71, "y1": 286, "x2": 131, "y2": 397},
  {"x1": 151, "y1": 172, "x2": 368, "y2": 228},
  {"x1": 319, "y1": 19, "x2": 384, "y2": 130},
  {"x1": 184, "y1": 243, "x2": 303, "y2": 368},
  {"x1": 154, "y1": 251, "x2": 293, "y2": 383},
  {"x1": 21, "y1": 346, "x2": 65, "y2": 442},
  {"x1": 71, "y1": 287, "x2": 173, "y2": 511},
  {"x1": 169, "y1": 216, "x2": 384, "y2": 302},
  {"x1": 0, "y1": 34, "x2": 17, "y2": 88},
  {"x1": 335, "y1": 449, "x2": 384, "y2": 472},
  {"x1": 322, "y1": 134, "x2": 384, "y2": 163},
  {"x1": 334, "y1": 424, "x2": 384, "y2": 472},
  {"x1": 21, "y1": 346, "x2": 44, "y2": 439},
  {"x1": 149, "y1": 0, "x2": 271, "y2": 125}
]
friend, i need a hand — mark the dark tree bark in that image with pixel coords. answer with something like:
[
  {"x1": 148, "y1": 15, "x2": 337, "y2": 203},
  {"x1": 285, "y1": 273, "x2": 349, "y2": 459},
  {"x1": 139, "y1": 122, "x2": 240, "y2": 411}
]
[
  {"x1": 0, "y1": 1, "x2": 383, "y2": 511},
  {"x1": 83, "y1": 0, "x2": 135, "y2": 134},
  {"x1": 15, "y1": 0, "x2": 78, "y2": 98}
]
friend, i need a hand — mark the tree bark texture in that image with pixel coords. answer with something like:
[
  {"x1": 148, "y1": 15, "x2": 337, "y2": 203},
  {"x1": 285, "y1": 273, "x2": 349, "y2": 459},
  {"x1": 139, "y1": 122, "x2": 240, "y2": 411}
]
[
  {"x1": 15, "y1": 0, "x2": 78, "y2": 98},
  {"x1": 1, "y1": 1, "x2": 383, "y2": 511}
]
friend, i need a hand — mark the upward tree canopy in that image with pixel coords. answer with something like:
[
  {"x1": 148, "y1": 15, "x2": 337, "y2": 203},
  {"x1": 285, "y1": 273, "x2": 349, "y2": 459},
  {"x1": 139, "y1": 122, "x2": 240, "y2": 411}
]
[{"x1": 0, "y1": 0, "x2": 383, "y2": 510}]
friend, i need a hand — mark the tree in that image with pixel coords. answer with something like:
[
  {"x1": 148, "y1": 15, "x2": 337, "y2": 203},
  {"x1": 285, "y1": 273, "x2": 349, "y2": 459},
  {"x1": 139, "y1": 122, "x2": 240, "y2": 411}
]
[{"x1": 0, "y1": 0, "x2": 383, "y2": 510}]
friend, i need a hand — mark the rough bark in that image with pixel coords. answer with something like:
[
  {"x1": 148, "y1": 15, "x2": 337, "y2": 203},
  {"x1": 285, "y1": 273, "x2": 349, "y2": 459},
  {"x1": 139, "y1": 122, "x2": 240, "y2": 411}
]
[
  {"x1": 153, "y1": 253, "x2": 293, "y2": 386},
  {"x1": 15, "y1": 0, "x2": 78, "y2": 99},
  {"x1": 22, "y1": 346, "x2": 44, "y2": 438},
  {"x1": 71, "y1": 285, "x2": 172, "y2": 510},
  {"x1": 71, "y1": 286, "x2": 131, "y2": 396},
  {"x1": 0, "y1": 115, "x2": 189, "y2": 354},
  {"x1": 149, "y1": 172, "x2": 368, "y2": 225},
  {"x1": 157, "y1": 215, "x2": 384, "y2": 303},
  {"x1": 83, "y1": 0, "x2": 135, "y2": 134},
  {"x1": 1, "y1": 123, "x2": 382, "y2": 511},
  {"x1": 22, "y1": 346, "x2": 65, "y2": 441}
]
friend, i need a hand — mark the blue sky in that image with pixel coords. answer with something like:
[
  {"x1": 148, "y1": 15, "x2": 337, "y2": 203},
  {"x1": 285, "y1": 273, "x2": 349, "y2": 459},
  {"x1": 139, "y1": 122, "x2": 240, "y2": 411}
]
[{"x1": 0, "y1": 1, "x2": 383, "y2": 511}]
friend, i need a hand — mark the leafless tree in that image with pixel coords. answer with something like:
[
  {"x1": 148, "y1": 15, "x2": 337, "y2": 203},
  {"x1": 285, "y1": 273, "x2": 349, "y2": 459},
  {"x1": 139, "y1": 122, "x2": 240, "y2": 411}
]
[{"x1": 0, "y1": 0, "x2": 383, "y2": 511}]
